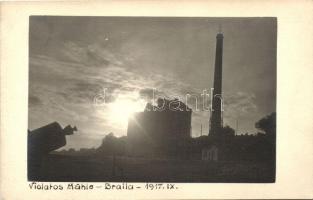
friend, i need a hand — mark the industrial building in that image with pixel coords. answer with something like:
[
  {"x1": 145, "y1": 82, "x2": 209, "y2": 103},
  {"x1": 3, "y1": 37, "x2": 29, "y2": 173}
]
[{"x1": 127, "y1": 98, "x2": 192, "y2": 156}]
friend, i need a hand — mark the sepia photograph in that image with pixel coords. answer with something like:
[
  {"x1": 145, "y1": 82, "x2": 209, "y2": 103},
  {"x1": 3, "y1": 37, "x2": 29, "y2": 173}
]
[
  {"x1": 27, "y1": 16, "x2": 277, "y2": 183},
  {"x1": 1, "y1": 1, "x2": 313, "y2": 199}
]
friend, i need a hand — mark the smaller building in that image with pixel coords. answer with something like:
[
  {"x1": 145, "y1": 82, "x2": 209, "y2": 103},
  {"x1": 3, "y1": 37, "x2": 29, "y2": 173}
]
[{"x1": 202, "y1": 145, "x2": 218, "y2": 161}]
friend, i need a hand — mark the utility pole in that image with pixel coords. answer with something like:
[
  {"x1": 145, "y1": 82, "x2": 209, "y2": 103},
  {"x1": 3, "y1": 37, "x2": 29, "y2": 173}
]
[{"x1": 235, "y1": 119, "x2": 238, "y2": 136}]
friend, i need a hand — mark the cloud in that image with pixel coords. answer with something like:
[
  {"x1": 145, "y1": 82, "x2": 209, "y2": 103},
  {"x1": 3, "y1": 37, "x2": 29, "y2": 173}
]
[
  {"x1": 60, "y1": 41, "x2": 113, "y2": 67},
  {"x1": 223, "y1": 92, "x2": 258, "y2": 117}
]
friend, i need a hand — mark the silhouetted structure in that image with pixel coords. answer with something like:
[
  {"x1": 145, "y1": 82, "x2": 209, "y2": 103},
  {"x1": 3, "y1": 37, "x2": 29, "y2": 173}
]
[
  {"x1": 127, "y1": 98, "x2": 192, "y2": 156},
  {"x1": 38, "y1": 113, "x2": 275, "y2": 182},
  {"x1": 209, "y1": 32, "x2": 224, "y2": 136},
  {"x1": 202, "y1": 145, "x2": 218, "y2": 161},
  {"x1": 28, "y1": 122, "x2": 77, "y2": 180}
]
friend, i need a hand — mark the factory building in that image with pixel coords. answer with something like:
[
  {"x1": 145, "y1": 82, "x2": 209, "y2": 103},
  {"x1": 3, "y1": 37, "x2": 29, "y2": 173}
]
[{"x1": 127, "y1": 31, "x2": 226, "y2": 158}]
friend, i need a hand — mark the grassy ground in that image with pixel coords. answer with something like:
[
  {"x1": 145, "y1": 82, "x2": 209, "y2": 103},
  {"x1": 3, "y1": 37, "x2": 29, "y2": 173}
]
[{"x1": 36, "y1": 154, "x2": 275, "y2": 183}]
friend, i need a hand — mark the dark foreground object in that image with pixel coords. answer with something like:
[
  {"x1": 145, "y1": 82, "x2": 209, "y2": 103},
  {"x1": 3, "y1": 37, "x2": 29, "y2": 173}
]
[
  {"x1": 28, "y1": 122, "x2": 77, "y2": 180},
  {"x1": 35, "y1": 154, "x2": 275, "y2": 183}
]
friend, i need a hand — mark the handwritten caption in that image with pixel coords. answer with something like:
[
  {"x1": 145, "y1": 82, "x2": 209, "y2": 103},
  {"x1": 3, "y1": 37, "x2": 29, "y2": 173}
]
[{"x1": 29, "y1": 182, "x2": 179, "y2": 191}]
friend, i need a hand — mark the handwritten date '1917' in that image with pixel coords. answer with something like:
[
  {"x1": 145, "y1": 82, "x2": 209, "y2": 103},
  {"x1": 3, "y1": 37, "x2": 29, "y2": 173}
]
[{"x1": 145, "y1": 183, "x2": 177, "y2": 190}]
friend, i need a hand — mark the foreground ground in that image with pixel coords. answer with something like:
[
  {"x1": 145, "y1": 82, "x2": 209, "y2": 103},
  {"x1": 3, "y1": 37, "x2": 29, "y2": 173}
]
[{"x1": 33, "y1": 154, "x2": 275, "y2": 183}]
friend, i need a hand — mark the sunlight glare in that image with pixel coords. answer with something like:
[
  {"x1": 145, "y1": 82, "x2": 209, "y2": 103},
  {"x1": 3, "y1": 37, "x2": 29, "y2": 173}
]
[{"x1": 108, "y1": 98, "x2": 145, "y2": 128}]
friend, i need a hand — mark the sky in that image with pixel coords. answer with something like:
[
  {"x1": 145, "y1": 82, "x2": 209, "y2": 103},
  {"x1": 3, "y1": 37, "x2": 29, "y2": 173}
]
[{"x1": 28, "y1": 17, "x2": 276, "y2": 150}]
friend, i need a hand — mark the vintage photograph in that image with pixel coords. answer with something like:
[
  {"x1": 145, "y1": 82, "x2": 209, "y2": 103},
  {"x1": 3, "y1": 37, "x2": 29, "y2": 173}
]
[{"x1": 28, "y1": 16, "x2": 276, "y2": 182}]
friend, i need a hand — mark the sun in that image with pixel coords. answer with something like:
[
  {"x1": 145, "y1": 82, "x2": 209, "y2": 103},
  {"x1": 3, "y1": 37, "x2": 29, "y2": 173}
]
[{"x1": 108, "y1": 98, "x2": 145, "y2": 128}]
